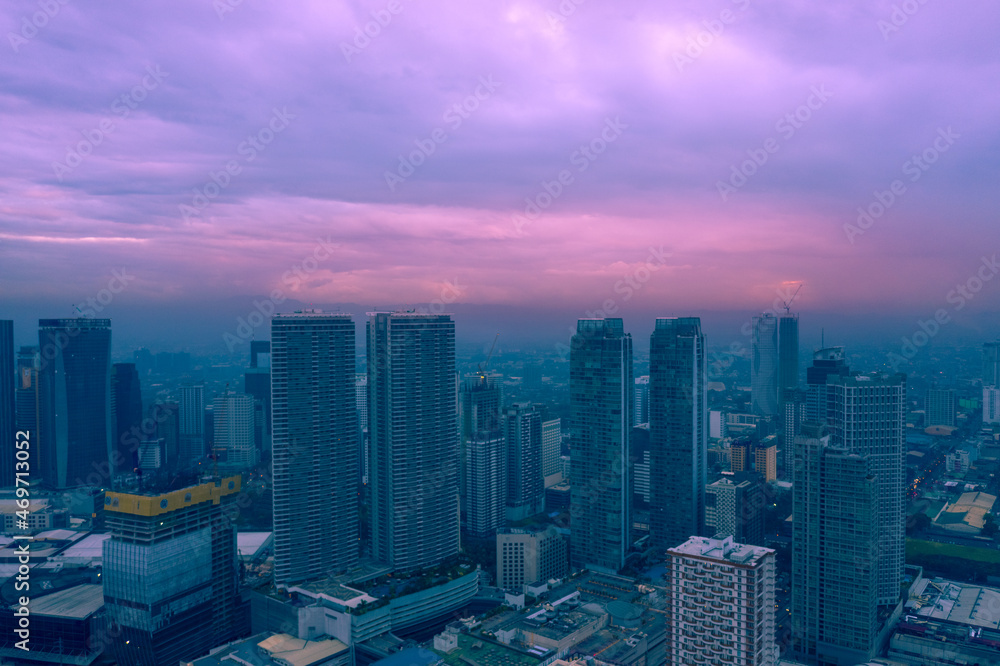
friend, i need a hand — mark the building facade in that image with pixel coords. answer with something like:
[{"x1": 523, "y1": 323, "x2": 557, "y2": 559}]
[
  {"x1": 504, "y1": 402, "x2": 544, "y2": 521},
  {"x1": 496, "y1": 527, "x2": 568, "y2": 591},
  {"x1": 213, "y1": 391, "x2": 257, "y2": 468},
  {"x1": 925, "y1": 388, "x2": 956, "y2": 428},
  {"x1": 465, "y1": 431, "x2": 506, "y2": 539},
  {"x1": 751, "y1": 314, "x2": 779, "y2": 417},
  {"x1": 271, "y1": 313, "x2": 358, "y2": 585},
  {"x1": 111, "y1": 362, "x2": 143, "y2": 480},
  {"x1": 705, "y1": 471, "x2": 766, "y2": 547},
  {"x1": 178, "y1": 383, "x2": 206, "y2": 466}
]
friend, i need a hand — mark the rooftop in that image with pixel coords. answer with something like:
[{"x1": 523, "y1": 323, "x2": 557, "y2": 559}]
[
  {"x1": 437, "y1": 634, "x2": 541, "y2": 666},
  {"x1": 907, "y1": 578, "x2": 1000, "y2": 629},
  {"x1": 19, "y1": 584, "x2": 103, "y2": 620},
  {"x1": 669, "y1": 535, "x2": 774, "y2": 566}
]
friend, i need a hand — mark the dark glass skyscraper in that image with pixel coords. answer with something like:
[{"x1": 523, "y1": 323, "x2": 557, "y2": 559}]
[
  {"x1": 244, "y1": 340, "x2": 271, "y2": 457},
  {"x1": 13, "y1": 347, "x2": 39, "y2": 469},
  {"x1": 504, "y1": 402, "x2": 544, "y2": 521},
  {"x1": 271, "y1": 313, "x2": 358, "y2": 584},
  {"x1": 111, "y1": 362, "x2": 143, "y2": 480},
  {"x1": 649, "y1": 317, "x2": 707, "y2": 553},
  {"x1": 0, "y1": 321, "x2": 14, "y2": 488},
  {"x1": 751, "y1": 313, "x2": 779, "y2": 416},
  {"x1": 778, "y1": 313, "x2": 799, "y2": 394},
  {"x1": 37, "y1": 318, "x2": 112, "y2": 489},
  {"x1": 368, "y1": 312, "x2": 459, "y2": 572},
  {"x1": 569, "y1": 318, "x2": 632, "y2": 573}
]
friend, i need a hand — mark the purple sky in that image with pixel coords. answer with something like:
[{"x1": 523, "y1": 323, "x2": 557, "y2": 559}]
[{"x1": 2, "y1": 0, "x2": 999, "y2": 324}]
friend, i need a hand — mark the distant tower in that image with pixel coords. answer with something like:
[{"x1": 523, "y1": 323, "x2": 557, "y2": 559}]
[
  {"x1": 984, "y1": 340, "x2": 1000, "y2": 387},
  {"x1": 13, "y1": 347, "x2": 39, "y2": 479},
  {"x1": 805, "y1": 346, "x2": 850, "y2": 423},
  {"x1": 925, "y1": 388, "x2": 956, "y2": 428},
  {"x1": 243, "y1": 340, "x2": 271, "y2": 457},
  {"x1": 37, "y1": 318, "x2": 112, "y2": 489},
  {"x1": 271, "y1": 312, "x2": 358, "y2": 584},
  {"x1": 634, "y1": 376, "x2": 650, "y2": 426},
  {"x1": 778, "y1": 313, "x2": 799, "y2": 396},
  {"x1": 111, "y1": 362, "x2": 143, "y2": 481},
  {"x1": 570, "y1": 318, "x2": 632, "y2": 573},
  {"x1": 649, "y1": 317, "x2": 707, "y2": 554},
  {"x1": 213, "y1": 391, "x2": 258, "y2": 468},
  {"x1": 751, "y1": 314, "x2": 779, "y2": 417},
  {"x1": 704, "y1": 471, "x2": 766, "y2": 546},
  {"x1": 504, "y1": 402, "x2": 544, "y2": 522},
  {"x1": 368, "y1": 312, "x2": 458, "y2": 572},
  {"x1": 0, "y1": 321, "x2": 14, "y2": 488},
  {"x1": 178, "y1": 383, "x2": 206, "y2": 466},
  {"x1": 465, "y1": 431, "x2": 506, "y2": 539},
  {"x1": 541, "y1": 418, "x2": 562, "y2": 482}
]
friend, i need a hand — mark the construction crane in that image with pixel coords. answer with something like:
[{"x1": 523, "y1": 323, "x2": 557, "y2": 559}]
[
  {"x1": 477, "y1": 333, "x2": 500, "y2": 379},
  {"x1": 782, "y1": 284, "x2": 803, "y2": 314}
]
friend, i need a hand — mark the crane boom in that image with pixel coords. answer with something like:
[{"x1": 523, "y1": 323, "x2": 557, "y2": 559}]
[
  {"x1": 477, "y1": 333, "x2": 500, "y2": 376},
  {"x1": 783, "y1": 284, "x2": 803, "y2": 313}
]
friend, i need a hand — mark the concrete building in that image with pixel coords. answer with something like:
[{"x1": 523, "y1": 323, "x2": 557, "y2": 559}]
[
  {"x1": 705, "y1": 471, "x2": 766, "y2": 546},
  {"x1": 754, "y1": 438, "x2": 777, "y2": 482},
  {"x1": 649, "y1": 317, "x2": 706, "y2": 555},
  {"x1": 731, "y1": 439, "x2": 752, "y2": 473},
  {"x1": 213, "y1": 391, "x2": 258, "y2": 468},
  {"x1": 271, "y1": 313, "x2": 358, "y2": 585},
  {"x1": 542, "y1": 418, "x2": 562, "y2": 485},
  {"x1": 925, "y1": 388, "x2": 956, "y2": 428},
  {"x1": 984, "y1": 386, "x2": 1000, "y2": 425},
  {"x1": 634, "y1": 376, "x2": 650, "y2": 426},
  {"x1": 244, "y1": 341, "x2": 272, "y2": 458},
  {"x1": 505, "y1": 402, "x2": 544, "y2": 521},
  {"x1": 709, "y1": 410, "x2": 727, "y2": 440},
  {"x1": 178, "y1": 383, "x2": 206, "y2": 466},
  {"x1": 111, "y1": 362, "x2": 143, "y2": 479},
  {"x1": 368, "y1": 312, "x2": 459, "y2": 572},
  {"x1": 792, "y1": 423, "x2": 880, "y2": 665},
  {"x1": 984, "y1": 340, "x2": 1000, "y2": 388},
  {"x1": 570, "y1": 318, "x2": 632, "y2": 572},
  {"x1": 465, "y1": 432, "x2": 506, "y2": 539},
  {"x1": 668, "y1": 535, "x2": 777, "y2": 665},
  {"x1": 496, "y1": 527, "x2": 568, "y2": 591},
  {"x1": 804, "y1": 347, "x2": 850, "y2": 424},
  {"x1": 103, "y1": 476, "x2": 248, "y2": 665}
]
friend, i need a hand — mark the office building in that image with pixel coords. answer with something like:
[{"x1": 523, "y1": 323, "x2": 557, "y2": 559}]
[
  {"x1": 731, "y1": 438, "x2": 752, "y2": 473},
  {"x1": 778, "y1": 313, "x2": 799, "y2": 395},
  {"x1": 138, "y1": 438, "x2": 163, "y2": 472},
  {"x1": 649, "y1": 317, "x2": 706, "y2": 555},
  {"x1": 633, "y1": 425, "x2": 651, "y2": 505},
  {"x1": 0, "y1": 321, "x2": 13, "y2": 488},
  {"x1": 825, "y1": 372, "x2": 906, "y2": 606},
  {"x1": 178, "y1": 383, "x2": 206, "y2": 466},
  {"x1": 213, "y1": 391, "x2": 257, "y2": 468},
  {"x1": 782, "y1": 388, "x2": 807, "y2": 476},
  {"x1": 705, "y1": 471, "x2": 766, "y2": 546},
  {"x1": 792, "y1": 423, "x2": 880, "y2": 665},
  {"x1": 925, "y1": 388, "x2": 956, "y2": 428},
  {"x1": 460, "y1": 372, "x2": 502, "y2": 521},
  {"x1": 985, "y1": 387, "x2": 1000, "y2": 425},
  {"x1": 668, "y1": 535, "x2": 776, "y2": 666},
  {"x1": 504, "y1": 402, "x2": 544, "y2": 521},
  {"x1": 634, "y1": 376, "x2": 650, "y2": 426},
  {"x1": 111, "y1": 362, "x2": 143, "y2": 480},
  {"x1": 37, "y1": 318, "x2": 112, "y2": 489},
  {"x1": 496, "y1": 527, "x2": 568, "y2": 591},
  {"x1": 368, "y1": 312, "x2": 458, "y2": 572},
  {"x1": 355, "y1": 373, "x2": 368, "y2": 484},
  {"x1": 754, "y1": 438, "x2": 777, "y2": 482},
  {"x1": 542, "y1": 418, "x2": 562, "y2": 482},
  {"x1": 271, "y1": 313, "x2": 358, "y2": 585},
  {"x1": 570, "y1": 318, "x2": 633, "y2": 572},
  {"x1": 751, "y1": 314, "x2": 779, "y2": 417},
  {"x1": 104, "y1": 476, "x2": 248, "y2": 665},
  {"x1": 465, "y1": 431, "x2": 506, "y2": 539},
  {"x1": 805, "y1": 347, "x2": 850, "y2": 423},
  {"x1": 984, "y1": 340, "x2": 1000, "y2": 388},
  {"x1": 244, "y1": 341, "x2": 271, "y2": 457},
  {"x1": 155, "y1": 401, "x2": 180, "y2": 469}
]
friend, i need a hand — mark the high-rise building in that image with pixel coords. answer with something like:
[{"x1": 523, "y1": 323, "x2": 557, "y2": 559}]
[
  {"x1": 668, "y1": 535, "x2": 776, "y2": 666},
  {"x1": 792, "y1": 423, "x2": 880, "y2": 665},
  {"x1": 178, "y1": 383, "x2": 206, "y2": 466},
  {"x1": 632, "y1": 425, "x2": 651, "y2": 505},
  {"x1": 751, "y1": 314, "x2": 779, "y2": 417},
  {"x1": 649, "y1": 317, "x2": 706, "y2": 554},
  {"x1": 13, "y1": 347, "x2": 39, "y2": 475},
  {"x1": 542, "y1": 418, "x2": 562, "y2": 483},
  {"x1": 504, "y1": 402, "x2": 544, "y2": 521},
  {"x1": 925, "y1": 388, "x2": 956, "y2": 428},
  {"x1": 778, "y1": 313, "x2": 799, "y2": 395},
  {"x1": 155, "y1": 401, "x2": 179, "y2": 469},
  {"x1": 984, "y1": 340, "x2": 1000, "y2": 387},
  {"x1": 825, "y1": 372, "x2": 906, "y2": 606},
  {"x1": 465, "y1": 431, "x2": 505, "y2": 539},
  {"x1": 355, "y1": 373, "x2": 368, "y2": 431},
  {"x1": 985, "y1": 387, "x2": 1000, "y2": 425},
  {"x1": 244, "y1": 341, "x2": 271, "y2": 458},
  {"x1": 103, "y1": 476, "x2": 248, "y2": 665},
  {"x1": 213, "y1": 391, "x2": 257, "y2": 468},
  {"x1": 570, "y1": 318, "x2": 632, "y2": 573},
  {"x1": 754, "y1": 438, "x2": 777, "y2": 482},
  {"x1": 460, "y1": 372, "x2": 502, "y2": 522},
  {"x1": 37, "y1": 318, "x2": 112, "y2": 489},
  {"x1": 805, "y1": 347, "x2": 850, "y2": 423},
  {"x1": 0, "y1": 321, "x2": 14, "y2": 488},
  {"x1": 271, "y1": 313, "x2": 358, "y2": 585},
  {"x1": 731, "y1": 438, "x2": 752, "y2": 473},
  {"x1": 496, "y1": 527, "x2": 568, "y2": 591},
  {"x1": 705, "y1": 471, "x2": 766, "y2": 546},
  {"x1": 368, "y1": 312, "x2": 458, "y2": 572},
  {"x1": 782, "y1": 388, "x2": 807, "y2": 476},
  {"x1": 111, "y1": 362, "x2": 143, "y2": 480},
  {"x1": 634, "y1": 376, "x2": 650, "y2": 426}
]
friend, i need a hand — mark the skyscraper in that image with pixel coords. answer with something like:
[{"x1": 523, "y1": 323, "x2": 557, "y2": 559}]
[
  {"x1": 213, "y1": 390, "x2": 257, "y2": 468},
  {"x1": 570, "y1": 317, "x2": 632, "y2": 573},
  {"x1": 244, "y1": 340, "x2": 271, "y2": 457},
  {"x1": 634, "y1": 375, "x2": 650, "y2": 426},
  {"x1": 37, "y1": 318, "x2": 112, "y2": 489},
  {"x1": 984, "y1": 340, "x2": 1000, "y2": 387},
  {"x1": 704, "y1": 471, "x2": 766, "y2": 546},
  {"x1": 649, "y1": 317, "x2": 706, "y2": 554},
  {"x1": 751, "y1": 313, "x2": 779, "y2": 416},
  {"x1": 271, "y1": 312, "x2": 358, "y2": 585},
  {"x1": 13, "y1": 347, "x2": 39, "y2": 474},
  {"x1": 778, "y1": 313, "x2": 799, "y2": 395},
  {"x1": 0, "y1": 321, "x2": 14, "y2": 488},
  {"x1": 804, "y1": 346, "x2": 850, "y2": 423},
  {"x1": 111, "y1": 362, "x2": 143, "y2": 479},
  {"x1": 178, "y1": 383, "x2": 206, "y2": 466},
  {"x1": 104, "y1": 476, "x2": 248, "y2": 665},
  {"x1": 541, "y1": 418, "x2": 562, "y2": 482},
  {"x1": 460, "y1": 372, "x2": 502, "y2": 525},
  {"x1": 925, "y1": 388, "x2": 956, "y2": 428},
  {"x1": 504, "y1": 402, "x2": 544, "y2": 521},
  {"x1": 825, "y1": 372, "x2": 907, "y2": 605},
  {"x1": 793, "y1": 423, "x2": 879, "y2": 665},
  {"x1": 465, "y1": 431, "x2": 505, "y2": 539},
  {"x1": 368, "y1": 312, "x2": 458, "y2": 572}
]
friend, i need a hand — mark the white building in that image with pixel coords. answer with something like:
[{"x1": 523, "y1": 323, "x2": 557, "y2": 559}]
[
  {"x1": 542, "y1": 418, "x2": 562, "y2": 485},
  {"x1": 213, "y1": 391, "x2": 258, "y2": 468},
  {"x1": 668, "y1": 535, "x2": 777, "y2": 666},
  {"x1": 984, "y1": 386, "x2": 1000, "y2": 425}
]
